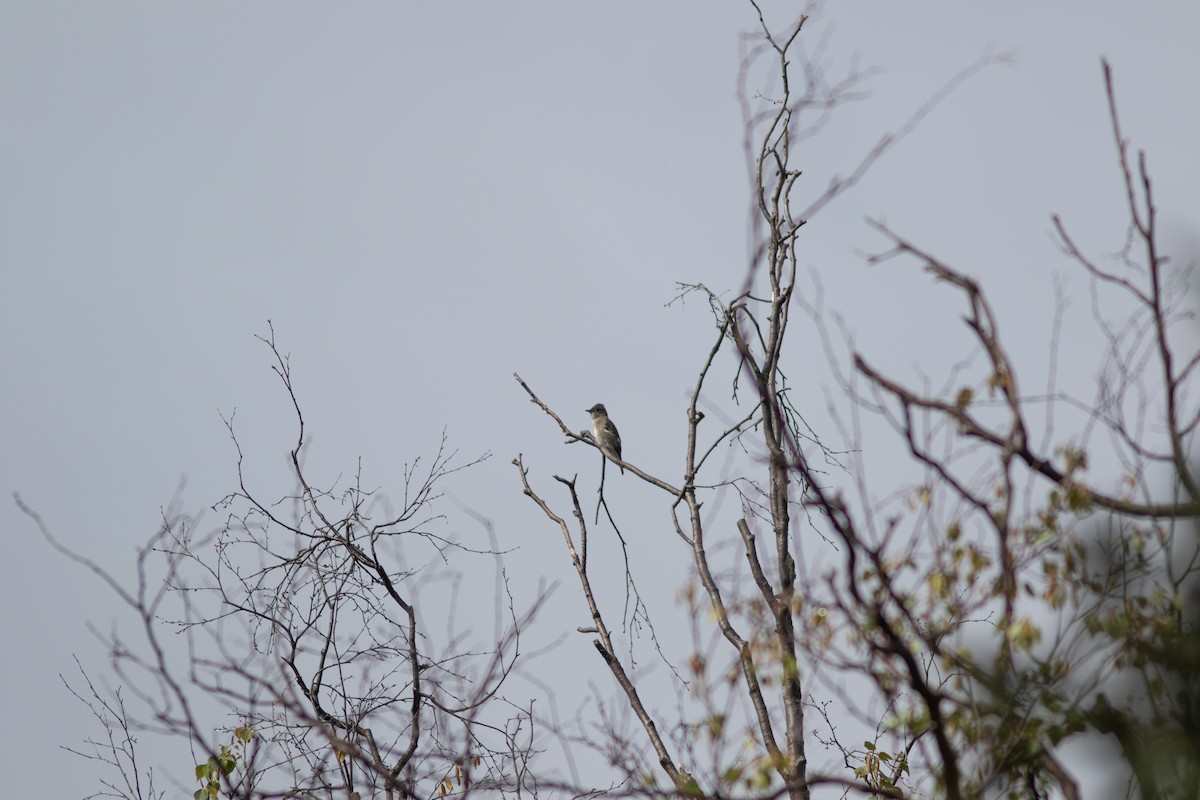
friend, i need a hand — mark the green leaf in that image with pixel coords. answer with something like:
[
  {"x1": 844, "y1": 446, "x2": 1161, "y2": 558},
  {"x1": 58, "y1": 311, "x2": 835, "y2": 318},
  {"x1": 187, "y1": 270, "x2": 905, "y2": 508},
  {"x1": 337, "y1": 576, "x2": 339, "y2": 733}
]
[
  {"x1": 194, "y1": 790, "x2": 207, "y2": 800},
  {"x1": 863, "y1": 740, "x2": 876, "y2": 751}
]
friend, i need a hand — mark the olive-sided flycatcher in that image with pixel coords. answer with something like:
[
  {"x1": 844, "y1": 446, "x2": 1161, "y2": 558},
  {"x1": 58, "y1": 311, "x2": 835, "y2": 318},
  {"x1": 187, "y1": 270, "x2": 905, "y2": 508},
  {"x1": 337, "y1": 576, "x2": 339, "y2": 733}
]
[{"x1": 586, "y1": 403, "x2": 623, "y2": 474}]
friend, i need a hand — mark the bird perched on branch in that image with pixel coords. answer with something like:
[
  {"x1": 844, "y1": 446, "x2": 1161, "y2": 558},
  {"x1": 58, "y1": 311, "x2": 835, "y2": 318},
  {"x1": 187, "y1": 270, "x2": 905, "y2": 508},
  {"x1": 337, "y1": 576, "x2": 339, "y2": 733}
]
[{"x1": 586, "y1": 403, "x2": 624, "y2": 474}]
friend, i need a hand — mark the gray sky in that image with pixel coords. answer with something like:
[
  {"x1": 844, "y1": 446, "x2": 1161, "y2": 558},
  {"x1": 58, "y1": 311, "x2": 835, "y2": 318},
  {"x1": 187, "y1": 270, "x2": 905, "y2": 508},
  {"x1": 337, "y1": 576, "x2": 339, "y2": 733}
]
[{"x1": 2, "y1": 2, "x2": 1198, "y2": 798}]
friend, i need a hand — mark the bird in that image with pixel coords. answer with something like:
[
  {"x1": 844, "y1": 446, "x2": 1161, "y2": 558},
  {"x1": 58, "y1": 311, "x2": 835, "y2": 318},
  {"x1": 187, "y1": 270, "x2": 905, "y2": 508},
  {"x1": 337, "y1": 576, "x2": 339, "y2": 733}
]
[{"x1": 586, "y1": 403, "x2": 624, "y2": 474}]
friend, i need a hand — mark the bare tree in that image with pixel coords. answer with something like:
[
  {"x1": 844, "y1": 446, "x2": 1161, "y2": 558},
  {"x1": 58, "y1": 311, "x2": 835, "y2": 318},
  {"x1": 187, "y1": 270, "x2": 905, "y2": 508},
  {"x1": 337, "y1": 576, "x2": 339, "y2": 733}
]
[
  {"x1": 515, "y1": 7, "x2": 1196, "y2": 800},
  {"x1": 23, "y1": 326, "x2": 542, "y2": 800},
  {"x1": 513, "y1": 7, "x2": 923, "y2": 799}
]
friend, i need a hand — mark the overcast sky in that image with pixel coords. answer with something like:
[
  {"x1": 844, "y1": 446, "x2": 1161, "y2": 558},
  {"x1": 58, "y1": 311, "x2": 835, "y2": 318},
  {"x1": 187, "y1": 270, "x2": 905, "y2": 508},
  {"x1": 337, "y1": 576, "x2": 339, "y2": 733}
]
[{"x1": 2, "y1": 2, "x2": 1198, "y2": 798}]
